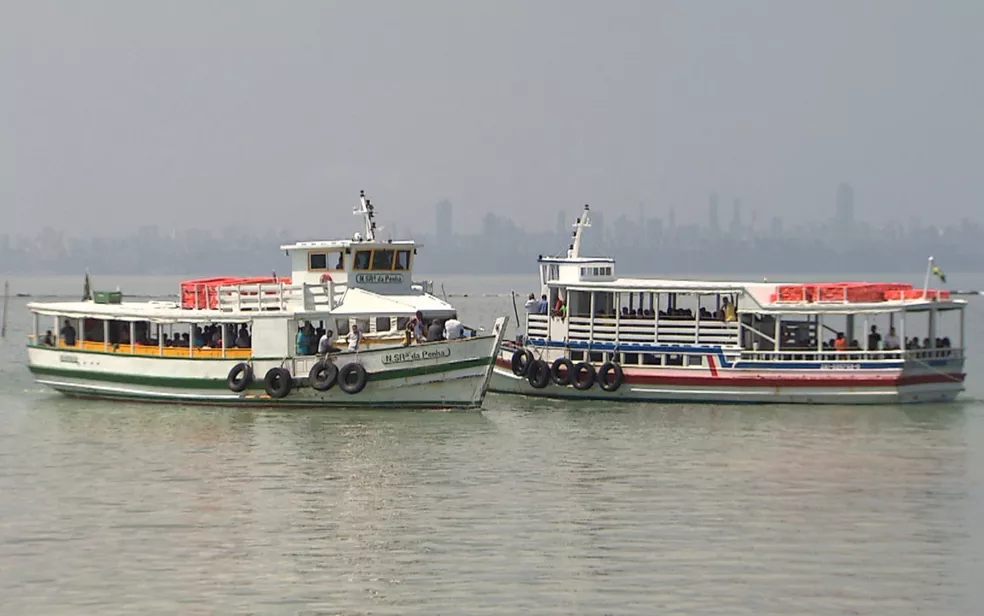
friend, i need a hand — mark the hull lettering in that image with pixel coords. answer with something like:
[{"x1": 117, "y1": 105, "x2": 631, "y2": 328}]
[{"x1": 382, "y1": 346, "x2": 452, "y2": 365}]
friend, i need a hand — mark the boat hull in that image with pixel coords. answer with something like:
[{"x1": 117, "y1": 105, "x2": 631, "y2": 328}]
[
  {"x1": 27, "y1": 320, "x2": 508, "y2": 410},
  {"x1": 489, "y1": 352, "x2": 965, "y2": 405}
]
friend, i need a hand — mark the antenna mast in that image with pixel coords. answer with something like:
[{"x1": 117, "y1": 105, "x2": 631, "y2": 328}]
[
  {"x1": 568, "y1": 204, "x2": 591, "y2": 258},
  {"x1": 354, "y1": 190, "x2": 377, "y2": 241}
]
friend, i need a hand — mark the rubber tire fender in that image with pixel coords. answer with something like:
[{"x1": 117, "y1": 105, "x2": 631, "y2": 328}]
[
  {"x1": 308, "y1": 360, "x2": 338, "y2": 392},
  {"x1": 598, "y1": 361, "x2": 624, "y2": 392},
  {"x1": 338, "y1": 363, "x2": 368, "y2": 394},
  {"x1": 527, "y1": 359, "x2": 550, "y2": 389},
  {"x1": 227, "y1": 362, "x2": 253, "y2": 393},
  {"x1": 264, "y1": 367, "x2": 292, "y2": 399},
  {"x1": 571, "y1": 362, "x2": 596, "y2": 391},
  {"x1": 550, "y1": 357, "x2": 574, "y2": 386},
  {"x1": 511, "y1": 349, "x2": 534, "y2": 377}
]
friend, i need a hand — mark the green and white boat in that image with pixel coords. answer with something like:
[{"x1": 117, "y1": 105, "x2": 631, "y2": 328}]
[{"x1": 26, "y1": 191, "x2": 509, "y2": 409}]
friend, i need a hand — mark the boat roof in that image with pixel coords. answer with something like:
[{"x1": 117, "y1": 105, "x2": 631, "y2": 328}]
[
  {"x1": 552, "y1": 277, "x2": 966, "y2": 312},
  {"x1": 27, "y1": 288, "x2": 456, "y2": 323},
  {"x1": 280, "y1": 239, "x2": 418, "y2": 251}
]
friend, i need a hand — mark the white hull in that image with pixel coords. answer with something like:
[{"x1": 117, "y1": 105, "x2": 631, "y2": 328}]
[{"x1": 28, "y1": 319, "x2": 508, "y2": 409}]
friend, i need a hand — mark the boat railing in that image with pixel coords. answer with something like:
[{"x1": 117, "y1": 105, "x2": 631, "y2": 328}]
[
  {"x1": 561, "y1": 315, "x2": 739, "y2": 345},
  {"x1": 740, "y1": 348, "x2": 964, "y2": 363},
  {"x1": 213, "y1": 281, "x2": 347, "y2": 312}
]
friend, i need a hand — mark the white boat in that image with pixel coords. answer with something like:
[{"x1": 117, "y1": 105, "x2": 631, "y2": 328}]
[
  {"x1": 26, "y1": 192, "x2": 509, "y2": 409},
  {"x1": 490, "y1": 205, "x2": 967, "y2": 405}
]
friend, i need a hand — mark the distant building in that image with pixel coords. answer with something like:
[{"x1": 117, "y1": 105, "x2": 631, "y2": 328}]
[
  {"x1": 708, "y1": 192, "x2": 720, "y2": 236},
  {"x1": 435, "y1": 199, "x2": 453, "y2": 240}
]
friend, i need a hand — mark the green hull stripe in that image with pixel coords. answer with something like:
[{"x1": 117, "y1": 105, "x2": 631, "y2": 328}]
[
  {"x1": 52, "y1": 386, "x2": 482, "y2": 409},
  {"x1": 29, "y1": 356, "x2": 492, "y2": 390}
]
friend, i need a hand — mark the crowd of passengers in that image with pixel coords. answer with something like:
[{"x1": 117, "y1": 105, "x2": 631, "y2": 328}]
[
  {"x1": 524, "y1": 294, "x2": 738, "y2": 321},
  {"x1": 293, "y1": 311, "x2": 466, "y2": 357},
  {"x1": 39, "y1": 319, "x2": 252, "y2": 349},
  {"x1": 773, "y1": 324, "x2": 954, "y2": 357}
]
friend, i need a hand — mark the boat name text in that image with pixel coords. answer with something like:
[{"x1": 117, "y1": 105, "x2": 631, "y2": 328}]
[
  {"x1": 820, "y1": 363, "x2": 860, "y2": 370},
  {"x1": 59, "y1": 354, "x2": 79, "y2": 364},
  {"x1": 382, "y1": 346, "x2": 452, "y2": 365},
  {"x1": 355, "y1": 273, "x2": 404, "y2": 284}
]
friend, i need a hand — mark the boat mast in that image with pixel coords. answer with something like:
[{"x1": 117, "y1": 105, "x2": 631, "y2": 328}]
[
  {"x1": 354, "y1": 190, "x2": 377, "y2": 242},
  {"x1": 568, "y1": 204, "x2": 591, "y2": 258}
]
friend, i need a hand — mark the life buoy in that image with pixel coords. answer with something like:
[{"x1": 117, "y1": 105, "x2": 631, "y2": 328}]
[
  {"x1": 227, "y1": 362, "x2": 252, "y2": 392},
  {"x1": 264, "y1": 367, "x2": 292, "y2": 399},
  {"x1": 338, "y1": 363, "x2": 368, "y2": 394},
  {"x1": 550, "y1": 357, "x2": 574, "y2": 386},
  {"x1": 308, "y1": 360, "x2": 338, "y2": 391},
  {"x1": 511, "y1": 349, "x2": 534, "y2": 377},
  {"x1": 527, "y1": 359, "x2": 550, "y2": 389},
  {"x1": 571, "y1": 362, "x2": 596, "y2": 390},
  {"x1": 598, "y1": 361, "x2": 624, "y2": 392}
]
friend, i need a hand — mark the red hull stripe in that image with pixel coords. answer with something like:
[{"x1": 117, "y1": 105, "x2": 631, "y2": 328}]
[{"x1": 494, "y1": 358, "x2": 963, "y2": 388}]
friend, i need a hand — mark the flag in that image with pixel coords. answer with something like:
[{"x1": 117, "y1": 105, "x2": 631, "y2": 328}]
[
  {"x1": 932, "y1": 264, "x2": 946, "y2": 284},
  {"x1": 82, "y1": 269, "x2": 92, "y2": 301}
]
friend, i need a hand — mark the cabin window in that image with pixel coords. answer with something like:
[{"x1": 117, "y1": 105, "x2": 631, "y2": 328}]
[
  {"x1": 687, "y1": 355, "x2": 703, "y2": 367},
  {"x1": 375, "y1": 316, "x2": 392, "y2": 332},
  {"x1": 355, "y1": 318, "x2": 370, "y2": 334},
  {"x1": 589, "y1": 351, "x2": 604, "y2": 363},
  {"x1": 354, "y1": 250, "x2": 372, "y2": 270},
  {"x1": 335, "y1": 318, "x2": 350, "y2": 336},
  {"x1": 396, "y1": 316, "x2": 410, "y2": 330},
  {"x1": 331, "y1": 252, "x2": 344, "y2": 270},
  {"x1": 309, "y1": 252, "x2": 328, "y2": 271},
  {"x1": 395, "y1": 250, "x2": 410, "y2": 270},
  {"x1": 371, "y1": 249, "x2": 395, "y2": 271},
  {"x1": 570, "y1": 350, "x2": 585, "y2": 361}
]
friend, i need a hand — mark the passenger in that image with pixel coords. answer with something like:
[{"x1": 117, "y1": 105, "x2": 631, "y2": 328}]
[
  {"x1": 537, "y1": 294, "x2": 548, "y2": 314},
  {"x1": 41, "y1": 330, "x2": 54, "y2": 346},
  {"x1": 444, "y1": 317, "x2": 464, "y2": 340},
  {"x1": 318, "y1": 329, "x2": 340, "y2": 355},
  {"x1": 192, "y1": 326, "x2": 205, "y2": 348},
  {"x1": 60, "y1": 319, "x2": 77, "y2": 346},
  {"x1": 427, "y1": 319, "x2": 444, "y2": 341},
  {"x1": 236, "y1": 325, "x2": 251, "y2": 348},
  {"x1": 296, "y1": 323, "x2": 312, "y2": 355},
  {"x1": 867, "y1": 325, "x2": 881, "y2": 352},
  {"x1": 833, "y1": 332, "x2": 847, "y2": 351},
  {"x1": 407, "y1": 310, "x2": 426, "y2": 343},
  {"x1": 883, "y1": 327, "x2": 900, "y2": 350},
  {"x1": 722, "y1": 298, "x2": 737, "y2": 322},
  {"x1": 524, "y1": 293, "x2": 539, "y2": 313},
  {"x1": 347, "y1": 323, "x2": 362, "y2": 352}
]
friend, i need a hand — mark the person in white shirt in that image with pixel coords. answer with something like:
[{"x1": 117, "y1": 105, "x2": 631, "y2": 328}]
[
  {"x1": 347, "y1": 324, "x2": 362, "y2": 352},
  {"x1": 318, "y1": 329, "x2": 339, "y2": 355},
  {"x1": 524, "y1": 293, "x2": 539, "y2": 313},
  {"x1": 883, "y1": 327, "x2": 901, "y2": 350},
  {"x1": 443, "y1": 318, "x2": 464, "y2": 340}
]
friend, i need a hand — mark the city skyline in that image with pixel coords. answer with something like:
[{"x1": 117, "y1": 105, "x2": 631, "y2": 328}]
[{"x1": 2, "y1": 182, "x2": 982, "y2": 277}]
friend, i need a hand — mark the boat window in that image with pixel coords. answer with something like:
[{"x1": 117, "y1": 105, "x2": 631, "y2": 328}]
[
  {"x1": 354, "y1": 250, "x2": 372, "y2": 270},
  {"x1": 375, "y1": 316, "x2": 391, "y2": 332},
  {"x1": 568, "y1": 290, "x2": 592, "y2": 317},
  {"x1": 355, "y1": 318, "x2": 370, "y2": 334},
  {"x1": 308, "y1": 252, "x2": 328, "y2": 271},
  {"x1": 396, "y1": 316, "x2": 410, "y2": 330},
  {"x1": 335, "y1": 318, "x2": 350, "y2": 336},
  {"x1": 331, "y1": 252, "x2": 345, "y2": 270},
  {"x1": 371, "y1": 249, "x2": 395, "y2": 271},
  {"x1": 687, "y1": 355, "x2": 703, "y2": 367},
  {"x1": 395, "y1": 250, "x2": 411, "y2": 270},
  {"x1": 570, "y1": 350, "x2": 585, "y2": 361}
]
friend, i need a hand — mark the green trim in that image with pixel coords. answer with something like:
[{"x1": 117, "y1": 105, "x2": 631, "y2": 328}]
[
  {"x1": 49, "y1": 384, "x2": 480, "y2": 409},
  {"x1": 28, "y1": 355, "x2": 493, "y2": 389}
]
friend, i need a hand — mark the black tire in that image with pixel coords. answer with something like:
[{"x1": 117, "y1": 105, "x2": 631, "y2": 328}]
[
  {"x1": 308, "y1": 360, "x2": 338, "y2": 392},
  {"x1": 227, "y1": 362, "x2": 252, "y2": 393},
  {"x1": 264, "y1": 367, "x2": 292, "y2": 399},
  {"x1": 550, "y1": 357, "x2": 574, "y2": 386},
  {"x1": 598, "y1": 361, "x2": 624, "y2": 392},
  {"x1": 338, "y1": 363, "x2": 368, "y2": 394},
  {"x1": 511, "y1": 349, "x2": 534, "y2": 377},
  {"x1": 571, "y1": 362, "x2": 596, "y2": 390},
  {"x1": 527, "y1": 359, "x2": 550, "y2": 389}
]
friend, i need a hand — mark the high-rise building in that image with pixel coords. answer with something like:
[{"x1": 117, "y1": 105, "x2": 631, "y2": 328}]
[{"x1": 435, "y1": 199, "x2": 453, "y2": 239}]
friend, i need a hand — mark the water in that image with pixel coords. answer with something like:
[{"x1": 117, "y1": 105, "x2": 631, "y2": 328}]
[{"x1": 1, "y1": 274, "x2": 983, "y2": 614}]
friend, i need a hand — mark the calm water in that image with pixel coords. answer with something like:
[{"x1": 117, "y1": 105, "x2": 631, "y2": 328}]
[{"x1": 1, "y1": 274, "x2": 983, "y2": 615}]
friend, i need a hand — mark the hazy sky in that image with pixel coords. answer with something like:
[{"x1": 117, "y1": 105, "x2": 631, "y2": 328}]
[{"x1": 3, "y1": 0, "x2": 982, "y2": 237}]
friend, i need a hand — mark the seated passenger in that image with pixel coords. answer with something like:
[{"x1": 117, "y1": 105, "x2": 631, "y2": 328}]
[
  {"x1": 722, "y1": 298, "x2": 737, "y2": 322},
  {"x1": 318, "y1": 329, "x2": 340, "y2": 355},
  {"x1": 444, "y1": 317, "x2": 464, "y2": 340},
  {"x1": 296, "y1": 323, "x2": 312, "y2": 355},
  {"x1": 347, "y1": 324, "x2": 362, "y2": 352},
  {"x1": 236, "y1": 326, "x2": 251, "y2": 348},
  {"x1": 41, "y1": 330, "x2": 54, "y2": 346},
  {"x1": 427, "y1": 319, "x2": 444, "y2": 341},
  {"x1": 60, "y1": 319, "x2": 77, "y2": 346},
  {"x1": 883, "y1": 327, "x2": 900, "y2": 350}
]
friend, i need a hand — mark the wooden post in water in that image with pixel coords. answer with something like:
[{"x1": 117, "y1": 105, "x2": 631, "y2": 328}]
[{"x1": 1, "y1": 280, "x2": 8, "y2": 338}]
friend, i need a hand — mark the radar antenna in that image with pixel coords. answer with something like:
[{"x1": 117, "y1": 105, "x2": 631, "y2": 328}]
[{"x1": 354, "y1": 190, "x2": 377, "y2": 242}]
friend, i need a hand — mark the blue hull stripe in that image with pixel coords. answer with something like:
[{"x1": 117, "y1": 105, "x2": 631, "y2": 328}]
[{"x1": 523, "y1": 338, "x2": 950, "y2": 370}]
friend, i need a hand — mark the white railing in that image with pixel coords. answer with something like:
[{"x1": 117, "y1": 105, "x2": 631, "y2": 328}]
[
  {"x1": 526, "y1": 313, "x2": 549, "y2": 339},
  {"x1": 564, "y1": 315, "x2": 739, "y2": 346},
  {"x1": 740, "y1": 348, "x2": 964, "y2": 363},
  {"x1": 215, "y1": 283, "x2": 300, "y2": 312}
]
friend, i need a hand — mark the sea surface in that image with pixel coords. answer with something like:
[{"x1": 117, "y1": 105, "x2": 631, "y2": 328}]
[{"x1": 1, "y1": 273, "x2": 983, "y2": 615}]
